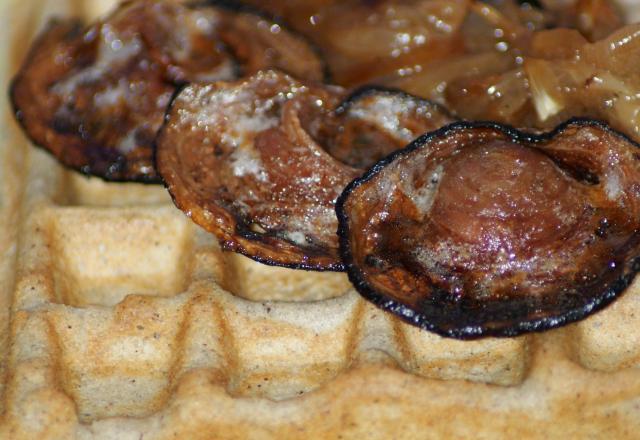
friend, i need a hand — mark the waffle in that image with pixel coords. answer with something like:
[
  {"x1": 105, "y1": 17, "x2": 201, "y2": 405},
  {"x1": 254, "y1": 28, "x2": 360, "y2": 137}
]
[{"x1": 2, "y1": 0, "x2": 640, "y2": 438}]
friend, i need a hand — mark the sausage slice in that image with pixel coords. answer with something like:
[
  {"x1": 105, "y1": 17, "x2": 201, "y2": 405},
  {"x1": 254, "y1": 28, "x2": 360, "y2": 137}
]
[
  {"x1": 338, "y1": 119, "x2": 640, "y2": 338},
  {"x1": 158, "y1": 71, "x2": 453, "y2": 270},
  {"x1": 10, "y1": 0, "x2": 326, "y2": 182}
]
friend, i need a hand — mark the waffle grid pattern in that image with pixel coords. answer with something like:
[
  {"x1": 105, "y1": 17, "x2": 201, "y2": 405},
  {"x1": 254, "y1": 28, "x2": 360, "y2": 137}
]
[{"x1": 1, "y1": 1, "x2": 640, "y2": 438}]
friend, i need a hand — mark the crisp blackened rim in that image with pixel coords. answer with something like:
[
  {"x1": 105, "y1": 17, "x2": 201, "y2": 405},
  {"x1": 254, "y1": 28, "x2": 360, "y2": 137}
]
[
  {"x1": 335, "y1": 84, "x2": 454, "y2": 119},
  {"x1": 156, "y1": 82, "x2": 345, "y2": 272},
  {"x1": 336, "y1": 117, "x2": 640, "y2": 339},
  {"x1": 199, "y1": 0, "x2": 333, "y2": 83}
]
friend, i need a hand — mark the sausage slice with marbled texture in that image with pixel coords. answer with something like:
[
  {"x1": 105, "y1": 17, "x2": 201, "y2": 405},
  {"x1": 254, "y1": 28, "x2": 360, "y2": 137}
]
[{"x1": 337, "y1": 119, "x2": 640, "y2": 338}]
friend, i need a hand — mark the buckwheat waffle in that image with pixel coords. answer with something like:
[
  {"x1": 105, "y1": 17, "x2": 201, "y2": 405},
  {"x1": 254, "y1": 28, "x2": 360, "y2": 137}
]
[{"x1": 2, "y1": 1, "x2": 640, "y2": 439}]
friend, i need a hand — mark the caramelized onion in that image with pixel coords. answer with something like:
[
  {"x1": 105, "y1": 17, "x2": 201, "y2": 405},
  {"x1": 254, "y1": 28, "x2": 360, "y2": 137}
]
[
  {"x1": 157, "y1": 71, "x2": 452, "y2": 270},
  {"x1": 524, "y1": 24, "x2": 640, "y2": 139},
  {"x1": 337, "y1": 119, "x2": 640, "y2": 338},
  {"x1": 544, "y1": 0, "x2": 623, "y2": 41},
  {"x1": 245, "y1": 0, "x2": 555, "y2": 88},
  {"x1": 10, "y1": 0, "x2": 325, "y2": 182},
  {"x1": 441, "y1": 23, "x2": 640, "y2": 140}
]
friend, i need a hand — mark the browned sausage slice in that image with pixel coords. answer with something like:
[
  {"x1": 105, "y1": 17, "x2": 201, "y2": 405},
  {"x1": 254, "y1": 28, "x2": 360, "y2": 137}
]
[
  {"x1": 10, "y1": 0, "x2": 326, "y2": 182},
  {"x1": 337, "y1": 119, "x2": 640, "y2": 338},
  {"x1": 157, "y1": 71, "x2": 453, "y2": 270}
]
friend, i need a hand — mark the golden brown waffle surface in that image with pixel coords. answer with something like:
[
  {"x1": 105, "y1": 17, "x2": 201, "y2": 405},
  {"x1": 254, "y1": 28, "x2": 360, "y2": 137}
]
[{"x1": 2, "y1": 0, "x2": 640, "y2": 438}]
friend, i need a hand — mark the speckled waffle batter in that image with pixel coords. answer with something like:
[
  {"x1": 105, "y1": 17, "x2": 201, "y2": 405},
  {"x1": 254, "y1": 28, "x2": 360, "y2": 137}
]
[{"x1": 1, "y1": 1, "x2": 640, "y2": 439}]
